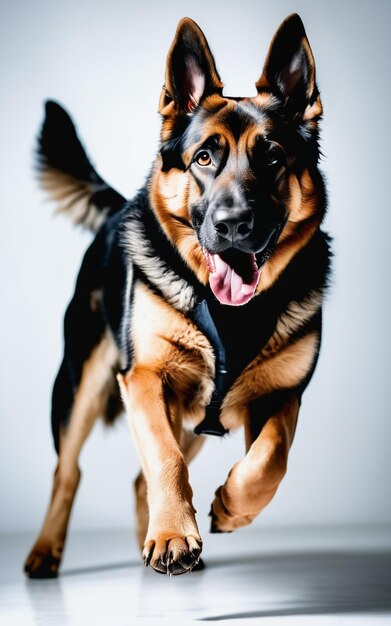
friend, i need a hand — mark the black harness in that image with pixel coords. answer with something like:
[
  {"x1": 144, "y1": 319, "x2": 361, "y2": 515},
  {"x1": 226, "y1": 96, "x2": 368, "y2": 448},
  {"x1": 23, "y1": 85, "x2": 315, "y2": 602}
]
[
  {"x1": 190, "y1": 295, "x2": 277, "y2": 437},
  {"x1": 191, "y1": 299, "x2": 230, "y2": 436}
]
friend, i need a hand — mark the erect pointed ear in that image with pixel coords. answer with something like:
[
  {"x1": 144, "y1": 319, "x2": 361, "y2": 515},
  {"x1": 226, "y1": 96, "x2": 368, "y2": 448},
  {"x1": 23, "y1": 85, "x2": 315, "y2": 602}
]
[
  {"x1": 159, "y1": 17, "x2": 223, "y2": 116},
  {"x1": 256, "y1": 14, "x2": 322, "y2": 120}
]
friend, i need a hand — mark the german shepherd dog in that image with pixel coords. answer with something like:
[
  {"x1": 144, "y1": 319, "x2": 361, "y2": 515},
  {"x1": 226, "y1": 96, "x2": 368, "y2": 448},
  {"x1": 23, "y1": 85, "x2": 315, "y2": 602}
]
[{"x1": 24, "y1": 13, "x2": 330, "y2": 578}]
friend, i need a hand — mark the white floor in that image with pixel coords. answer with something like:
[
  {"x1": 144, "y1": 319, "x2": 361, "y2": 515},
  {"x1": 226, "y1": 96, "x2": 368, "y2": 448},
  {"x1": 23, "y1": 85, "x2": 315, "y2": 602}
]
[{"x1": 1, "y1": 525, "x2": 390, "y2": 625}]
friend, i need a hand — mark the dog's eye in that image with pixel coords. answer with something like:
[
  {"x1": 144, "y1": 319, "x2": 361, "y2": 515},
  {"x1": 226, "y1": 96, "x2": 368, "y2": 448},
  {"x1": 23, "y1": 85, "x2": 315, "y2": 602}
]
[
  {"x1": 195, "y1": 151, "x2": 212, "y2": 167},
  {"x1": 266, "y1": 150, "x2": 281, "y2": 167}
]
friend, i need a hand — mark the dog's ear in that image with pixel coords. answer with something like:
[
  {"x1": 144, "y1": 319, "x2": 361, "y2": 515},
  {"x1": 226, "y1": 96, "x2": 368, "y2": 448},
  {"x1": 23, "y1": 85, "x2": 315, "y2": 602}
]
[
  {"x1": 256, "y1": 14, "x2": 322, "y2": 120},
  {"x1": 159, "y1": 17, "x2": 223, "y2": 116}
]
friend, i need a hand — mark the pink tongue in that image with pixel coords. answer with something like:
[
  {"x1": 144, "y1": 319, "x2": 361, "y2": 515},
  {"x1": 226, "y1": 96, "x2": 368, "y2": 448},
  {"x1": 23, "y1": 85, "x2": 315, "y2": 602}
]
[{"x1": 209, "y1": 253, "x2": 261, "y2": 306}]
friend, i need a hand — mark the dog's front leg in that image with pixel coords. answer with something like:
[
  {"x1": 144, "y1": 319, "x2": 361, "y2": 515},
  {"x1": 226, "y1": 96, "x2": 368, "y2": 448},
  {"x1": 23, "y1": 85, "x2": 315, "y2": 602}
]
[
  {"x1": 210, "y1": 391, "x2": 299, "y2": 533},
  {"x1": 118, "y1": 366, "x2": 202, "y2": 575}
]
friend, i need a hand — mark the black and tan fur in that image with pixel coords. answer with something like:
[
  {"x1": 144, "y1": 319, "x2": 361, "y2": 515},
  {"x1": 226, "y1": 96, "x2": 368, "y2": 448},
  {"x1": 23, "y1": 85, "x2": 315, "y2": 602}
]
[{"x1": 24, "y1": 14, "x2": 331, "y2": 578}]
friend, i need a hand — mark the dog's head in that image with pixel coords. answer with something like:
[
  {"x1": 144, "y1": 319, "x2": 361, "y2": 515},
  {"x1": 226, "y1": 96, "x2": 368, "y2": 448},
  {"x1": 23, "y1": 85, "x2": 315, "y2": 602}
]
[{"x1": 150, "y1": 14, "x2": 325, "y2": 306}]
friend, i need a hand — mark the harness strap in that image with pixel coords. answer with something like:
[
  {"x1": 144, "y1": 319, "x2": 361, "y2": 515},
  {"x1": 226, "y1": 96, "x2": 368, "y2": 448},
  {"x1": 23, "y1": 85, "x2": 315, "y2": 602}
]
[{"x1": 191, "y1": 300, "x2": 229, "y2": 437}]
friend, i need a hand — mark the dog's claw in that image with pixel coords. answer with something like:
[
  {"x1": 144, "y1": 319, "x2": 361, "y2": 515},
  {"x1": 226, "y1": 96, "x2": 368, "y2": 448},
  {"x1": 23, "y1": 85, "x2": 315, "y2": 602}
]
[
  {"x1": 142, "y1": 542, "x2": 154, "y2": 568},
  {"x1": 143, "y1": 536, "x2": 202, "y2": 576},
  {"x1": 191, "y1": 557, "x2": 205, "y2": 571}
]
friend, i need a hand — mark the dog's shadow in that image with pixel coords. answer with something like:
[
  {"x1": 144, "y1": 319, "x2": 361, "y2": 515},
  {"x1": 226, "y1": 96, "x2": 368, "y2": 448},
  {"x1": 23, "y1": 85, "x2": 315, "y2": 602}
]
[
  {"x1": 25, "y1": 549, "x2": 391, "y2": 621},
  {"x1": 198, "y1": 550, "x2": 391, "y2": 620}
]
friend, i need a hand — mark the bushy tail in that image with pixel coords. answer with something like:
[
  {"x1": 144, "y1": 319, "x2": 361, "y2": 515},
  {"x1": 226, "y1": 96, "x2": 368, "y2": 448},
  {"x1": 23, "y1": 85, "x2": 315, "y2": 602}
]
[{"x1": 37, "y1": 100, "x2": 126, "y2": 233}]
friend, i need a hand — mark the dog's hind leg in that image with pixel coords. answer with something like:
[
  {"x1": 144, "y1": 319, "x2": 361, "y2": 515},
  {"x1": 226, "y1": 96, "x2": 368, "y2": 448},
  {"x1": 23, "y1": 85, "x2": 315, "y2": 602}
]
[{"x1": 24, "y1": 331, "x2": 119, "y2": 578}]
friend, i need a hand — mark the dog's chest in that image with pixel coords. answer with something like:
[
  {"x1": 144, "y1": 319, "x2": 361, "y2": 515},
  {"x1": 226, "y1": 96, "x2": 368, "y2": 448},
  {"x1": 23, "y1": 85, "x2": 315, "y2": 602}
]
[{"x1": 193, "y1": 297, "x2": 277, "y2": 387}]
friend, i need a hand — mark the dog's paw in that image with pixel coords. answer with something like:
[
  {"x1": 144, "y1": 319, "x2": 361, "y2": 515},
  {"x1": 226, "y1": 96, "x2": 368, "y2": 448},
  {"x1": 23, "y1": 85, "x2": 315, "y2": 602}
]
[
  {"x1": 24, "y1": 545, "x2": 60, "y2": 579},
  {"x1": 142, "y1": 533, "x2": 202, "y2": 575},
  {"x1": 209, "y1": 486, "x2": 253, "y2": 533}
]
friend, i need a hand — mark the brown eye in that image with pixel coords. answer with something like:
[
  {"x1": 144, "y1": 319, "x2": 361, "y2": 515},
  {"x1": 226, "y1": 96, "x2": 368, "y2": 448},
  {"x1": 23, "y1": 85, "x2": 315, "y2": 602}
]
[{"x1": 195, "y1": 150, "x2": 212, "y2": 166}]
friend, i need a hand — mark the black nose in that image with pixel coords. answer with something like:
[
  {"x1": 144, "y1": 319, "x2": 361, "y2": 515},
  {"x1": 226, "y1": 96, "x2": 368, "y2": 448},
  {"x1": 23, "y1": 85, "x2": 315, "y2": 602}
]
[{"x1": 212, "y1": 207, "x2": 254, "y2": 241}]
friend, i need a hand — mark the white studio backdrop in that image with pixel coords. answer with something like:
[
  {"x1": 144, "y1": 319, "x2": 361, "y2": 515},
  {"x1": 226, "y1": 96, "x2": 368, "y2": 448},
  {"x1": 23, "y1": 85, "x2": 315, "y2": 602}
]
[{"x1": 0, "y1": 0, "x2": 390, "y2": 534}]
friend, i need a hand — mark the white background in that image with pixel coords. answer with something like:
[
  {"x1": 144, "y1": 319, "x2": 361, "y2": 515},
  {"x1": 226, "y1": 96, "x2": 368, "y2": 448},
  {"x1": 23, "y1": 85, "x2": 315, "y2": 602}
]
[{"x1": 0, "y1": 0, "x2": 390, "y2": 537}]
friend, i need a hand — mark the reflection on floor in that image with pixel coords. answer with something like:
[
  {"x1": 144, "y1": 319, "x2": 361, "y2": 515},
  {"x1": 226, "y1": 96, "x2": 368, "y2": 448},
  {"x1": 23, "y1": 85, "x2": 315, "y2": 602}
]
[{"x1": 1, "y1": 525, "x2": 391, "y2": 625}]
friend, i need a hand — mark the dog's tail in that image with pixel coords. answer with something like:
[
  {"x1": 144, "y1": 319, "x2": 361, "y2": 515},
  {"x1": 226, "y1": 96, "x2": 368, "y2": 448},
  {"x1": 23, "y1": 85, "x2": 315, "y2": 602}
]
[{"x1": 37, "y1": 100, "x2": 126, "y2": 233}]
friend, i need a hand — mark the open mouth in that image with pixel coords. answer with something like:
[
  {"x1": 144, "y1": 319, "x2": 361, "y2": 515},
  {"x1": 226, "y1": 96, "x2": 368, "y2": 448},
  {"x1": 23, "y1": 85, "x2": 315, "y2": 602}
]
[{"x1": 202, "y1": 248, "x2": 262, "y2": 306}]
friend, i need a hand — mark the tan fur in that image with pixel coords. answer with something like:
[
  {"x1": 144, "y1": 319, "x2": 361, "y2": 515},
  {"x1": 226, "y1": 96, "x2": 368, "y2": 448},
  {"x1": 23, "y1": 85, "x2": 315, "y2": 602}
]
[
  {"x1": 149, "y1": 161, "x2": 210, "y2": 285},
  {"x1": 24, "y1": 332, "x2": 119, "y2": 577},
  {"x1": 262, "y1": 289, "x2": 322, "y2": 357},
  {"x1": 257, "y1": 167, "x2": 324, "y2": 292},
  {"x1": 221, "y1": 332, "x2": 319, "y2": 430},
  {"x1": 211, "y1": 392, "x2": 299, "y2": 531},
  {"x1": 40, "y1": 168, "x2": 109, "y2": 232},
  {"x1": 303, "y1": 96, "x2": 322, "y2": 121},
  {"x1": 118, "y1": 366, "x2": 202, "y2": 573},
  {"x1": 253, "y1": 92, "x2": 274, "y2": 107},
  {"x1": 134, "y1": 430, "x2": 204, "y2": 551},
  {"x1": 131, "y1": 281, "x2": 215, "y2": 410}
]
